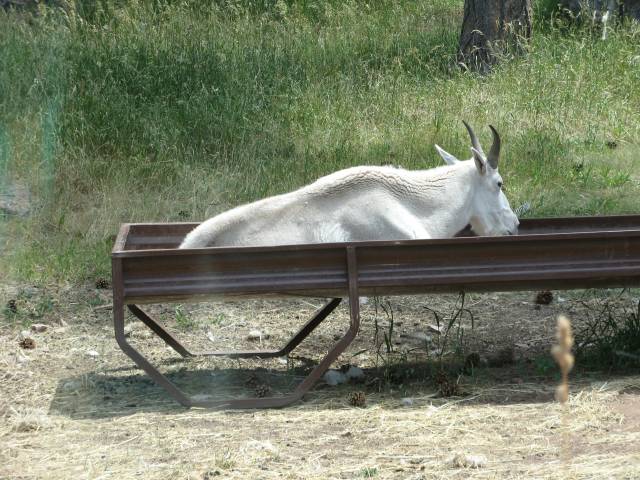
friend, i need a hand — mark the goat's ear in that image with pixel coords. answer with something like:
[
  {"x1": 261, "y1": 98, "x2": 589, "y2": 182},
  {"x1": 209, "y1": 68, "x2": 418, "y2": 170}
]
[
  {"x1": 434, "y1": 144, "x2": 459, "y2": 165},
  {"x1": 471, "y1": 147, "x2": 487, "y2": 175}
]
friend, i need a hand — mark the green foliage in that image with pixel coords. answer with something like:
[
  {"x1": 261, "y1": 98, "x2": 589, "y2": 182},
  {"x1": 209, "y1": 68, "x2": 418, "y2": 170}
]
[
  {"x1": 174, "y1": 305, "x2": 195, "y2": 331},
  {"x1": 576, "y1": 298, "x2": 640, "y2": 370},
  {"x1": 359, "y1": 467, "x2": 378, "y2": 478},
  {"x1": 1, "y1": 0, "x2": 640, "y2": 283},
  {"x1": 534, "y1": 355, "x2": 556, "y2": 376}
]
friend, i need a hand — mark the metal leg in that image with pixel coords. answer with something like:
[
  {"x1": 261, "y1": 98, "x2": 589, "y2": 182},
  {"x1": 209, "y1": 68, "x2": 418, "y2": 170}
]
[
  {"x1": 127, "y1": 298, "x2": 342, "y2": 358},
  {"x1": 291, "y1": 247, "x2": 360, "y2": 397},
  {"x1": 112, "y1": 247, "x2": 360, "y2": 409},
  {"x1": 127, "y1": 304, "x2": 193, "y2": 357},
  {"x1": 113, "y1": 259, "x2": 192, "y2": 407}
]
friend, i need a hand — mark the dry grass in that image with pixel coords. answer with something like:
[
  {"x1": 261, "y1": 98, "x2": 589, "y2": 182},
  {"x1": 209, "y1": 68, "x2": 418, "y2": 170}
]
[{"x1": 1, "y1": 285, "x2": 639, "y2": 479}]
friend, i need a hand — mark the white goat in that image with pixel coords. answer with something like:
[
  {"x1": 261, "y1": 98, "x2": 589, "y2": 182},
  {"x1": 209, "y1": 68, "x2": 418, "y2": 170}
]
[{"x1": 179, "y1": 122, "x2": 519, "y2": 249}]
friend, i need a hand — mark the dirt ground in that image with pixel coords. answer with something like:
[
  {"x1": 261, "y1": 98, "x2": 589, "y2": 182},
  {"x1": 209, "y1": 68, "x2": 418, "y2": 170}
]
[{"x1": 1, "y1": 283, "x2": 639, "y2": 479}]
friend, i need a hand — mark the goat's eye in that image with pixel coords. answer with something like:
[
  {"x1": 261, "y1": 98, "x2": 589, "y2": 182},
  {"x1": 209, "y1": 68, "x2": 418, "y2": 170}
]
[{"x1": 497, "y1": 181, "x2": 503, "y2": 189}]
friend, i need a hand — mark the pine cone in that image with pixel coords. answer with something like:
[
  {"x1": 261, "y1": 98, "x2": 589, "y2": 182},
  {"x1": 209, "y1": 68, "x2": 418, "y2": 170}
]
[
  {"x1": 255, "y1": 384, "x2": 271, "y2": 398},
  {"x1": 19, "y1": 337, "x2": 36, "y2": 349},
  {"x1": 535, "y1": 290, "x2": 553, "y2": 305},
  {"x1": 245, "y1": 374, "x2": 260, "y2": 388},
  {"x1": 95, "y1": 278, "x2": 110, "y2": 289},
  {"x1": 435, "y1": 371, "x2": 460, "y2": 397},
  {"x1": 347, "y1": 391, "x2": 366, "y2": 408},
  {"x1": 6, "y1": 299, "x2": 17, "y2": 313}
]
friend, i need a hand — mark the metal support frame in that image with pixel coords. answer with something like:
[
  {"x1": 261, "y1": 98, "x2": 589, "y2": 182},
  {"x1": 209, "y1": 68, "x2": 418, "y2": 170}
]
[
  {"x1": 126, "y1": 298, "x2": 342, "y2": 358},
  {"x1": 112, "y1": 215, "x2": 640, "y2": 408},
  {"x1": 113, "y1": 247, "x2": 360, "y2": 409}
]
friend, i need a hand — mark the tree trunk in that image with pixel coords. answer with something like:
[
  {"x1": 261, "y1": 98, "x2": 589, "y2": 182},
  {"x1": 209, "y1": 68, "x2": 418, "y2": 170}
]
[{"x1": 458, "y1": 0, "x2": 532, "y2": 73}]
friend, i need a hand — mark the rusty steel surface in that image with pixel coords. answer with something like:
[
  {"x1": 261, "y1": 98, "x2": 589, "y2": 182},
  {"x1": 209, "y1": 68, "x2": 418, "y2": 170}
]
[
  {"x1": 114, "y1": 215, "x2": 640, "y2": 304},
  {"x1": 112, "y1": 215, "x2": 640, "y2": 408}
]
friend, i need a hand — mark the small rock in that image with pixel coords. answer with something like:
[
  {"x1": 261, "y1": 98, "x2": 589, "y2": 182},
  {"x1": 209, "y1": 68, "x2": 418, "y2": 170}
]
[
  {"x1": 19, "y1": 330, "x2": 31, "y2": 341},
  {"x1": 86, "y1": 350, "x2": 100, "y2": 358},
  {"x1": 323, "y1": 369, "x2": 347, "y2": 386},
  {"x1": 247, "y1": 330, "x2": 269, "y2": 341},
  {"x1": 123, "y1": 323, "x2": 135, "y2": 337},
  {"x1": 427, "y1": 324, "x2": 442, "y2": 334},
  {"x1": 206, "y1": 331, "x2": 216, "y2": 343},
  {"x1": 401, "y1": 397, "x2": 414, "y2": 407},
  {"x1": 452, "y1": 453, "x2": 487, "y2": 469},
  {"x1": 345, "y1": 365, "x2": 365, "y2": 381},
  {"x1": 30, "y1": 324, "x2": 48, "y2": 333}
]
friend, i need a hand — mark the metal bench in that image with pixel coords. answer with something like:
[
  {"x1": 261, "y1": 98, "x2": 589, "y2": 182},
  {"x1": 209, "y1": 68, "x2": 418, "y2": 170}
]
[{"x1": 112, "y1": 215, "x2": 640, "y2": 408}]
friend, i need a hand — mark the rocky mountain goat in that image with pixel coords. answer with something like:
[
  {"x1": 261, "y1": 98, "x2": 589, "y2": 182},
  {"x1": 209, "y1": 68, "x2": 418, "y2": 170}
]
[{"x1": 179, "y1": 122, "x2": 519, "y2": 249}]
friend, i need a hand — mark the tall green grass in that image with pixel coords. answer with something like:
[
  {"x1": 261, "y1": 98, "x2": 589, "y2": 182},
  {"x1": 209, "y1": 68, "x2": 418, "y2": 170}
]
[{"x1": 1, "y1": 0, "x2": 639, "y2": 283}]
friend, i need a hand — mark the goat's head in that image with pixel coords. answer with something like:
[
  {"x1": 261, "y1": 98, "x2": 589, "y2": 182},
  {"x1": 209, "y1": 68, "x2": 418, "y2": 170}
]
[{"x1": 435, "y1": 121, "x2": 519, "y2": 237}]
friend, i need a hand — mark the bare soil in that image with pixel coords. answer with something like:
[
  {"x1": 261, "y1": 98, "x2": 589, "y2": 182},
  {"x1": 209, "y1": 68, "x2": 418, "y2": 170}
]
[{"x1": 1, "y1": 284, "x2": 639, "y2": 479}]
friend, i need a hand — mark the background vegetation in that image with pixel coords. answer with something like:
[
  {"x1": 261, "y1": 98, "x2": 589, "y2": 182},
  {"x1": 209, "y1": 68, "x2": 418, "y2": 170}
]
[{"x1": 1, "y1": 0, "x2": 639, "y2": 283}]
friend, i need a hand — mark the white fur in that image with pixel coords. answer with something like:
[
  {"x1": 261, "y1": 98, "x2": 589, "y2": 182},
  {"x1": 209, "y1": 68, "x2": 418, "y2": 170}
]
[{"x1": 180, "y1": 145, "x2": 519, "y2": 249}]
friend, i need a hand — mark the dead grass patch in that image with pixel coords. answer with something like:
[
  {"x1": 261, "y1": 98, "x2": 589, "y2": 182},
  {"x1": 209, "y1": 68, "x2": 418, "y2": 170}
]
[{"x1": 1, "y1": 284, "x2": 639, "y2": 478}]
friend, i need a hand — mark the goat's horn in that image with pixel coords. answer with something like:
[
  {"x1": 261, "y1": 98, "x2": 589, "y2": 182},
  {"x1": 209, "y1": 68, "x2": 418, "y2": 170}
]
[
  {"x1": 487, "y1": 125, "x2": 500, "y2": 169},
  {"x1": 462, "y1": 120, "x2": 484, "y2": 156}
]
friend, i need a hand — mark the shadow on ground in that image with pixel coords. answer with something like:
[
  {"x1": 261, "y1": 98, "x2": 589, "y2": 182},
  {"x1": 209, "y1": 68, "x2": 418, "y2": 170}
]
[{"x1": 48, "y1": 357, "x2": 608, "y2": 420}]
